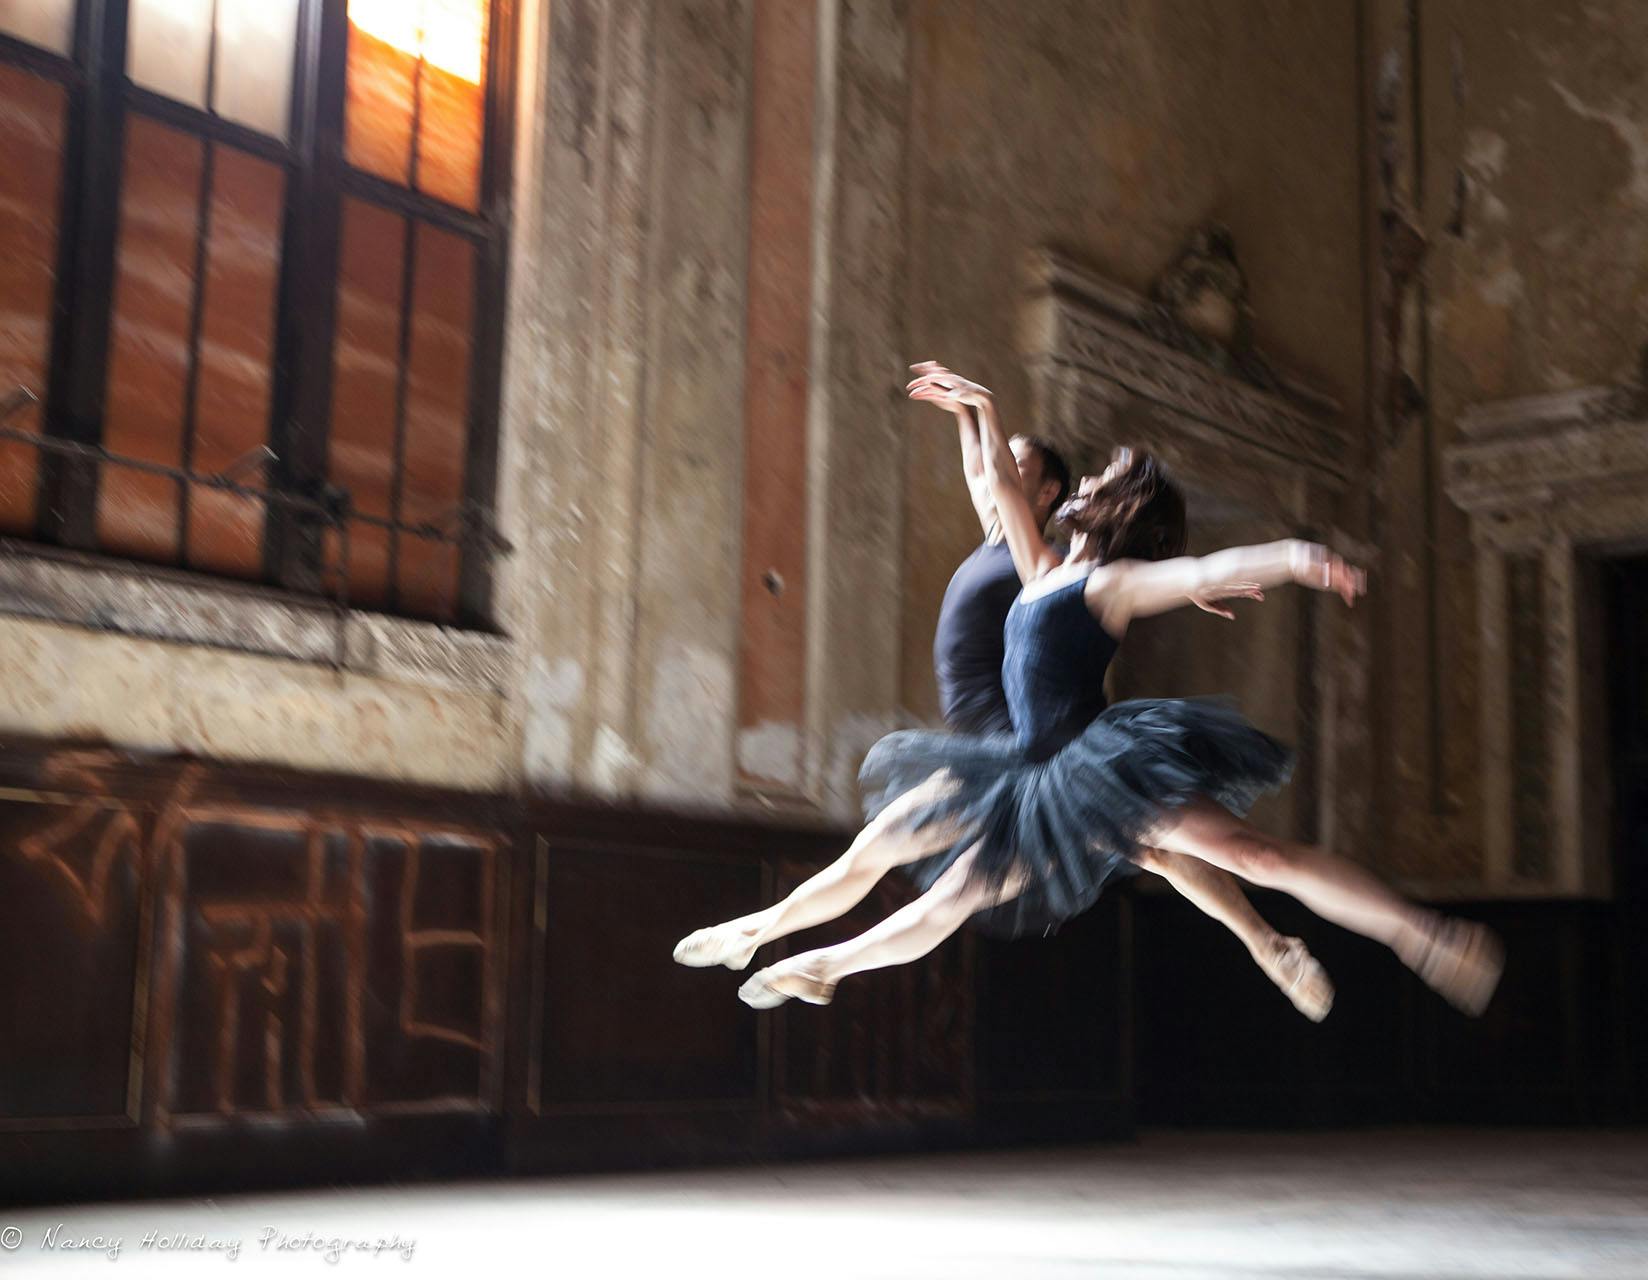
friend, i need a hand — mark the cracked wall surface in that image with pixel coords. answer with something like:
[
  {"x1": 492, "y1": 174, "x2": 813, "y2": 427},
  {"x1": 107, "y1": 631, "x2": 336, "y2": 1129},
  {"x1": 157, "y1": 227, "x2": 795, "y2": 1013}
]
[
  {"x1": 899, "y1": 0, "x2": 1367, "y2": 731},
  {"x1": 1367, "y1": 0, "x2": 1648, "y2": 891},
  {"x1": 4, "y1": 2, "x2": 1641, "y2": 874}
]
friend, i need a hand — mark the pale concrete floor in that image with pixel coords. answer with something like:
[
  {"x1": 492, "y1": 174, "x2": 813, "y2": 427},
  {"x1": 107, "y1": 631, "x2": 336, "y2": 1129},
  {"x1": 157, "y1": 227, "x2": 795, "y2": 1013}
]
[{"x1": 5, "y1": 1129, "x2": 1646, "y2": 1278}]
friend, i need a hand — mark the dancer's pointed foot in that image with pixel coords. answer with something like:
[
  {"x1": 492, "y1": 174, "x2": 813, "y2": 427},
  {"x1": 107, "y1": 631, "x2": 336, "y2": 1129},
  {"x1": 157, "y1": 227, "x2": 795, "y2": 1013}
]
[
  {"x1": 737, "y1": 960, "x2": 837, "y2": 1009},
  {"x1": 672, "y1": 922, "x2": 761, "y2": 971},
  {"x1": 1260, "y1": 936, "x2": 1334, "y2": 1022},
  {"x1": 1412, "y1": 918, "x2": 1504, "y2": 1017}
]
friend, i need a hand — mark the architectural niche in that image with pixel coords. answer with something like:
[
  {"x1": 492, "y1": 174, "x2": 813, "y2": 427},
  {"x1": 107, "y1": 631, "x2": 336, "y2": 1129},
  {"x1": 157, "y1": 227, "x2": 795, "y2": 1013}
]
[
  {"x1": 1445, "y1": 383, "x2": 1647, "y2": 897},
  {"x1": 1018, "y1": 247, "x2": 1366, "y2": 853}
]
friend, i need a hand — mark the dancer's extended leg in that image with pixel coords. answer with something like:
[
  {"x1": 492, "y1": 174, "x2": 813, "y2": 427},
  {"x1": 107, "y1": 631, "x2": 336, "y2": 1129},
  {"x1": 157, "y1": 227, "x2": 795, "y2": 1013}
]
[
  {"x1": 1130, "y1": 847, "x2": 1333, "y2": 1021},
  {"x1": 673, "y1": 773, "x2": 966, "y2": 971},
  {"x1": 738, "y1": 849, "x2": 1021, "y2": 1008},
  {"x1": 1154, "y1": 799, "x2": 1503, "y2": 1015}
]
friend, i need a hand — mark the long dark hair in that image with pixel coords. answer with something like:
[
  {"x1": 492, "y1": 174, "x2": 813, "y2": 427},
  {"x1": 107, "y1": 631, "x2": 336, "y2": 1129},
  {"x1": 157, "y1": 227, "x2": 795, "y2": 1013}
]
[{"x1": 1055, "y1": 448, "x2": 1187, "y2": 564}]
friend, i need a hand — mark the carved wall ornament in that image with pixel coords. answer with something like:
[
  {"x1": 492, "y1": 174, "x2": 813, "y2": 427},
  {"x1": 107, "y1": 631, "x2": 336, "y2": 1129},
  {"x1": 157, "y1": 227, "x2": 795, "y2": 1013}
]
[
  {"x1": 1020, "y1": 248, "x2": 1349, "y2": 494},
  {"x1": 1138, "y1": 223, "x2": 1283, "y2": 394},
  {"x1": 1444, "y1": 383, "x2": 1646, "y2": 897}
]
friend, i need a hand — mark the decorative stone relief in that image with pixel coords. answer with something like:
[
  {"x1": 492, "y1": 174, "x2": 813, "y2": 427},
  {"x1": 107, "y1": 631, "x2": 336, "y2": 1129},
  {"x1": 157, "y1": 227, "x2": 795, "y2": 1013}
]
[
  {"x1": 1020, "y1": 249, "x2": 1350, "y2": 499},
  {"x1": 1138, "y1": 223, "x2": 1284, "y2": 395},
  {"x1": 1445, "y1": 383, "x2": 1647, "y2": 896}
]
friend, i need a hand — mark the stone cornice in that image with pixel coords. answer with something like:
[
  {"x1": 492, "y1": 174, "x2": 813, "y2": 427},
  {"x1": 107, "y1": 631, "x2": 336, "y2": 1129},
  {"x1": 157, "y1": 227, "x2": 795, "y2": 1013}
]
[
  {"x1": 1019, "y1": 249, "x2": 1349, "y2": 482},
  {"x1": 1445, "y1": 384, "x2": 1648, "y2": 519},
  {"x1": 0, "y1": 547, "x2": 513, "y2": 694}
]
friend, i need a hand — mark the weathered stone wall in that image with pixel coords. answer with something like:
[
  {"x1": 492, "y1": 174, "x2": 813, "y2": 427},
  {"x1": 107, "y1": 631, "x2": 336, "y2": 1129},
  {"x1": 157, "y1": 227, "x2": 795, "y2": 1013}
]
[
  {"x1": 0, "y1": 1, "x2": 1368, "y2": 828},
  {"x1": 7, "y1": 1, "x2": 1638, "y2": 864},
  {"x1": 1366, "y1": 0, "x2": 1648, "y2": 892},
  {"x1": 898, "y1": 0, "x2": 1367, "y2": 731}
]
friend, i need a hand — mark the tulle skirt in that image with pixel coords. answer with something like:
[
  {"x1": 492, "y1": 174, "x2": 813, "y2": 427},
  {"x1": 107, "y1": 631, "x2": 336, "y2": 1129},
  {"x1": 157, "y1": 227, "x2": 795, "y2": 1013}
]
[{"x1": 858, "y1": 697, "x2": 1294, "y2": 938}]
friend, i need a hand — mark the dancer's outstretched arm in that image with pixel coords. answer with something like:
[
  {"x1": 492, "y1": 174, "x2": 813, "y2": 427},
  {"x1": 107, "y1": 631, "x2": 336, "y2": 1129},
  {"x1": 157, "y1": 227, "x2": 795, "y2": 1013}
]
[
  {"x1": 907, "y1": 365, "x2": 1060, "y2": 584},
  {"x1": 1087, "y1": 539, "x2": 1365, "y2": 635}
]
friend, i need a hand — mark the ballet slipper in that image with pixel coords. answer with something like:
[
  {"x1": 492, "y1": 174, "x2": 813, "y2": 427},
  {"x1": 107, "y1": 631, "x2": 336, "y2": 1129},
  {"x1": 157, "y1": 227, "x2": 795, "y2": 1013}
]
[
  {"x1": 1411, "y1": 919, "x2": 1505, "y2": 1017},
  {"x1": 672, "y1": 924, "x2": 760, "y2": 971},
  {"x1": 737, "y1": 964, "x2": 837, "y2": 1010},
  {"x1": 1261, "y1": 936, "x2": 1335, "y2": 1023}
]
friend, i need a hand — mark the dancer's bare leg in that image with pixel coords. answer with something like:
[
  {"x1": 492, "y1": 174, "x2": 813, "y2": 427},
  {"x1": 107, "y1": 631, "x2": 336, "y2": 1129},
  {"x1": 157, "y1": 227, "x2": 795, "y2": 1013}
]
[
  {"x1": 1153, "y1": 798, "x2": 1503, "y2": 1015},
  {"x1": 1131, "y1": 847, "x2": 1333, "y2": 1021},
  {"x1": 738, "y1": 849, "x2": 1021, "y2": 1008},
  {"x1": 673, "y1": 773, "x2": 966, "y2": 970}
]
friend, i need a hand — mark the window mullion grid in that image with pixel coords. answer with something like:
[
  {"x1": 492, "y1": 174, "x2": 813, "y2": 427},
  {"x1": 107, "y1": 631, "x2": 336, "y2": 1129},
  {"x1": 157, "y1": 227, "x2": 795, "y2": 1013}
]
[
  {"x1": 39, "y1": 0, "x2": 131, "y2": 550},
  {"x1": 457, "y1": 0, "x2": 516, "y2": 629},
  {"x1": 382, "y1": 47, "x2": 430, "y2": 615},
  {"x1": 10, "y1": 0, "x2": 514, "y2": 628},
  {"x1": 264, "y1": 0, "x2": 349, "y2": 595},
  {"x1": 164, "y1": 0, "x2": 223, "y2": 567}
]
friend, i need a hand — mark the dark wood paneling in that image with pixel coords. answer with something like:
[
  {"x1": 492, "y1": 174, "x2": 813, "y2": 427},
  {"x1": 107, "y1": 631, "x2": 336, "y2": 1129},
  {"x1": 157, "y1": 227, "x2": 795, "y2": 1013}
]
[
  {"x1": 974, "y1": 894, "x2": 1135, "y2": 1142},
  {"x1": 769, "y1": 867, "x2": 974, "y2": 1138},
  {"x1": 150, "y1": 806, "x2": 504, "y2": 1125},
  {"x1": 0, "y1": 733, "x2": 1638, "y2": 1210},
  {"x1": 1133, "y1": 890, "x2": 1638, "y2": 1128},
  {"x1": 0, "y1": 791, "x2": 142, "y2": 1123},
  {"x1": 534, "y1": 842, "x2": 762, "y2": 1108}
]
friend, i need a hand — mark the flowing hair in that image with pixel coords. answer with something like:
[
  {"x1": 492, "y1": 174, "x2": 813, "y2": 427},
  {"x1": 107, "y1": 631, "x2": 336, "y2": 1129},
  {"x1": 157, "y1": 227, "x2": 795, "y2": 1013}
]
[{"x1": 1055, "y1": 448, "x2": 1187, "y2": 563}]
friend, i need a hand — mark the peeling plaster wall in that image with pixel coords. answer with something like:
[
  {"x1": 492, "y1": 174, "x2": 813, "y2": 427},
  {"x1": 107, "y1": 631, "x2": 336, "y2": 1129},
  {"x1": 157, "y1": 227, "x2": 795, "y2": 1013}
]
[
  {"x1": 0, "y1": 616, "x2": 512, "y2": 789},
  {"x1": 0, "y1": 0, "x2": 1371, "y2": 825},
  {"x1": 33, "y1": 0, "x2": 1638, "y2": 860},
  {"x1": 1368, "y1": 0, "x2": 1648, "y2": 887},
  {"x1": 900, "y1": 0, "x2": 1367, "y2": 727}
]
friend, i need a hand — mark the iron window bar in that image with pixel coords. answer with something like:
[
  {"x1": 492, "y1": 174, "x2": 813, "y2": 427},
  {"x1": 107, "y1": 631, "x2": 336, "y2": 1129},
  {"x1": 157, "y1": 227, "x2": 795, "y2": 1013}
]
[{"x1": 0, "y1": 386, "x2": 510, "y2": 669}]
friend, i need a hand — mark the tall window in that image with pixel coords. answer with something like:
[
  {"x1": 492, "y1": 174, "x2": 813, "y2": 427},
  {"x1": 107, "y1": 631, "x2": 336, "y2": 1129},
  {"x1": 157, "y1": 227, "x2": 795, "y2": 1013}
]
[{"x1": 0, "y1": 0, "x2": 513, "y2": 626}]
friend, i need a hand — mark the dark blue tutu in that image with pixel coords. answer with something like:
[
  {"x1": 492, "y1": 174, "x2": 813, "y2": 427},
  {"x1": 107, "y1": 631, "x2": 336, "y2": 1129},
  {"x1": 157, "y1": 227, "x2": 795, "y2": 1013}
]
[{"x1": 858, "y1": 697, "x2": 1294, "y2": 938}]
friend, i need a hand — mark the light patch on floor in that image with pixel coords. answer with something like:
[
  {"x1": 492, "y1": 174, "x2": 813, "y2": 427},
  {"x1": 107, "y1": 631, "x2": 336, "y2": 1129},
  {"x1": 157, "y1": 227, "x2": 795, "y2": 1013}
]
[{"x1": 5, "y1": 1130, "x2": 1646, "y2": 1277}]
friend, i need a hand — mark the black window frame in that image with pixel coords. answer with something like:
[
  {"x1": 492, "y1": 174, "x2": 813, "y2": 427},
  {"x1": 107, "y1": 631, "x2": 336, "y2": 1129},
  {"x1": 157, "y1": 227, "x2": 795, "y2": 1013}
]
[{"x1": 0, "y1": 0, "x2": 516, "y2": 630}]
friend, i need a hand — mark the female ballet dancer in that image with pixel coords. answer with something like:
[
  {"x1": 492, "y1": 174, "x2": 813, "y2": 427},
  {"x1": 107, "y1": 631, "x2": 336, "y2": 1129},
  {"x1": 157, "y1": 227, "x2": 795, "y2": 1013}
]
[
  {"x1": 679, "y1": 363, "x2": 1503, "y2": 1017},
  {"x1": 677, "y1": 409, "x2": 1334, "y2": 1022}
]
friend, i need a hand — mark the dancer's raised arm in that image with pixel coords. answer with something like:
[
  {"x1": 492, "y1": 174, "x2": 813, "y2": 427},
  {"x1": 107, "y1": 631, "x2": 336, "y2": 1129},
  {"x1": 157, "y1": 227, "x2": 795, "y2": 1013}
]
[
  {"x1": 908, "y1": 364, "x2": 1061, "y2": 584},
  {"x1": 1087, "y1": 540, "x2": 1365, "y2": 635},
  {"x1": 932, "y1": 400, "x2": 1003, "y2": 538}
]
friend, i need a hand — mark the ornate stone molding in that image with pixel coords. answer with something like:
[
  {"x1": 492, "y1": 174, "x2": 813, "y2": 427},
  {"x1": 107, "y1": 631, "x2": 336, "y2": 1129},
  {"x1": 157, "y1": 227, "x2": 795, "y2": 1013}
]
[
  {"x1": 0, "y1": 548, "x2": 512, "y2": 695},
  {"x1": 1443, "y1": 384, "x2": 1640, "y2": 897},
  {"x1": 1446, "y1": 386, "x2": 1648, "y2": 547},
  {"x1": 1019, "y1": 249, "x2": 1350, "y2": 487}
]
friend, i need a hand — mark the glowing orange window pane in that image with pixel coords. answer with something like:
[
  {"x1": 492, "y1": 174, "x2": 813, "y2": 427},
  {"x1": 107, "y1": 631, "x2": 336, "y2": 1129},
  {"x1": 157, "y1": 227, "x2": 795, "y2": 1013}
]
[
  {"x1": 0, "y1": 66, "x2": 67, "y2": 535},
  {"x1": 417, "y1": 0, "x2": 488, "y2": 211},
  {"x1": 396, "y1": 225, "x2": 473, "y2": 619},
  {"x1": 187, "y1": 147, "x2": 284, "y2": 579},
  {"x1": 344, "y1": 0, "x2": 488, "y2": 211},
  {"x1": 326, "y1": 198, "x2": 406, "y2": 608},
  {"x1": 99, "y1": 117, "x2": 205, "y2": 564},
  {"x1": 344, "y1": 0, "x2": 416, "y2": 187}
]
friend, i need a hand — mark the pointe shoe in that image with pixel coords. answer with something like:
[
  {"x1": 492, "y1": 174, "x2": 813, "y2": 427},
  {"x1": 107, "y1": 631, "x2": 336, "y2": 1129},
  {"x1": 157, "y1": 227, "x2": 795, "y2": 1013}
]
[
  {"x1": 1265, "y1": 936, "x2": 1335, "y2": 1023},
  {"x1": 1413, "y1": 919, "x2": 1505, "y2": 1017},
  {"x1": 737, "y1": 965, "x2": 837, "y2": 1010},
  {"x1": 672, "y1": 924, "x2": 760, "y2": 971}
]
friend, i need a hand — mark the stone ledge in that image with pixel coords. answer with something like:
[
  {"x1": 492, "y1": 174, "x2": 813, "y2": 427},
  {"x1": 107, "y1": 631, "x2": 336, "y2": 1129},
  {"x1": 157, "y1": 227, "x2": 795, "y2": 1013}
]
[
  {"x1": 1445, "y1": 384, "x2": 1648, "y2": 521},
  {"x1": 1019, "y1": 248, "x2": 1350, "y2": 480},
  {"x1": 0, "y1": 547, "x2": 513, "y2": 696}
]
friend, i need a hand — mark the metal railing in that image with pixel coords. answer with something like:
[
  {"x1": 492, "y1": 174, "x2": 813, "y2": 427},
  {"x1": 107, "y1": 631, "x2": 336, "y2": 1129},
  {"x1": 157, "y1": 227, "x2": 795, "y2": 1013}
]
[{"x1": 0, "y1": 386, "x2": 512, "y2": 667}]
